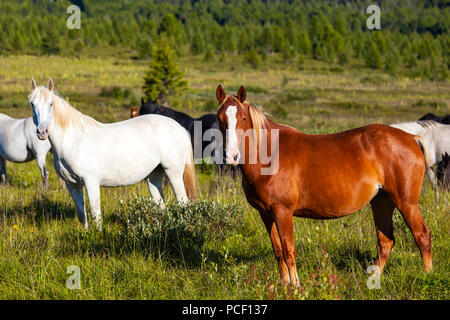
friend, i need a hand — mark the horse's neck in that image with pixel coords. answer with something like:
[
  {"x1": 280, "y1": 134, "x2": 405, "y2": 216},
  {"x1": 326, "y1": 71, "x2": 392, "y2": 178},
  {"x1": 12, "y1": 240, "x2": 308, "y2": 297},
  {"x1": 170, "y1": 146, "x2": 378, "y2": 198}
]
[
  {"x1": 142, "y1": 105, "x2": 193, "y2": 126},
  {"x1": 196, "y1": 114, "x2": 218, "y2": 130},
  {"x1": 238, "y1": 119, "x2": 284, "y2": 182},
  {"x1": 48, "y1": 99, "x2": 95, "y2": 153}
]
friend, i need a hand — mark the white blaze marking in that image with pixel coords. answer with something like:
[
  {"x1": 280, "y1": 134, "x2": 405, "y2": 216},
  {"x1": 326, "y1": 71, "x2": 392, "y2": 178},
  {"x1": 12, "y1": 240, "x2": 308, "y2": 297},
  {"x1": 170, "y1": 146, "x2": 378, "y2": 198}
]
[{"x1": 225, "y1": 106, "x2": 238, "y2": 153}]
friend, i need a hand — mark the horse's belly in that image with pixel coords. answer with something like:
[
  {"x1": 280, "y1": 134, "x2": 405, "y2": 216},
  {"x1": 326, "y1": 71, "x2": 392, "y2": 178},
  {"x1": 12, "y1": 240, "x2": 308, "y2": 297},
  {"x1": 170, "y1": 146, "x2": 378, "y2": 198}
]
[
  {"x1": 99, "y1": 165, "x2": 157, "y2": 187},
  {"x1": 295, "y1": 182, "x2": 381, "y2": 219},
  {"x1": 0, "y1": 143, "x2": 32, "y2": 163},
  {"x1": 98, "y1": 156, "x2": 160, "y2": 187}
]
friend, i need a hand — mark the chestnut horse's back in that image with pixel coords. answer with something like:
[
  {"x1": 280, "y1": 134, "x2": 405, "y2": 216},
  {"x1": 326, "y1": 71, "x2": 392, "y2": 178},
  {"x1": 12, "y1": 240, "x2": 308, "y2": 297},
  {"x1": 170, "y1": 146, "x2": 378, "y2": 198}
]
[{"x1": 274, "y1": 124, "x2": 429, "y2": 218}]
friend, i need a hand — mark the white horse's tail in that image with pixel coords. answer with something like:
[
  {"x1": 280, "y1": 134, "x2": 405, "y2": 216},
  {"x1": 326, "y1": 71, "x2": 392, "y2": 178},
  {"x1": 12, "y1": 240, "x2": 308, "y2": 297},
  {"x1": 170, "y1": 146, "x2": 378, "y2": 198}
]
[
  {"x1": 414, "y1": 136, "x2": 431, "y2": 169},
  {"x1": 183, "y1": 143, "x2": 197, "y2": 201}
]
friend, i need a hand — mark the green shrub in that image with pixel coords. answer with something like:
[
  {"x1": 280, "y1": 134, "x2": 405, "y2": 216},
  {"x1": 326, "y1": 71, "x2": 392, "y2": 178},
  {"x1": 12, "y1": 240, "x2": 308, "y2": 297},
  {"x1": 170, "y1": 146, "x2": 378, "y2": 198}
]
[
  {"x1": 114, "y1": 198, "x2": 244, "y2": 251},
  {"x1": 99, "y1": 86, "x2": 131, "y2": 99},
  {"x1": 360, "y1": 75, "x2": 391, "y2": 85}
]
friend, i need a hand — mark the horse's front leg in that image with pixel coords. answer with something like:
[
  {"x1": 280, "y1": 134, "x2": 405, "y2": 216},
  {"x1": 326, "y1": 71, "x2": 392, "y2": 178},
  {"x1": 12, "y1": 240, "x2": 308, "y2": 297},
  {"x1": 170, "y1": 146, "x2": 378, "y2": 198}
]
[
  {"x1": 65, "y1": 182, "x2": 88, "y2": 229},
  {"x1": 84, "y1": 178, "x2": 102, "y2": 231},
  {"x1": 272, "y1": 204, "x2": 300, "y2": 287},
  {"x1": 259, "y1": 210, "x2": 290, "y2": 285},
  {"x1": 35, "y1": 152, "x2": 49, "y2": 190},
  {"x1": 0, "y1": 156, "x2": 6, "y2": 185}
]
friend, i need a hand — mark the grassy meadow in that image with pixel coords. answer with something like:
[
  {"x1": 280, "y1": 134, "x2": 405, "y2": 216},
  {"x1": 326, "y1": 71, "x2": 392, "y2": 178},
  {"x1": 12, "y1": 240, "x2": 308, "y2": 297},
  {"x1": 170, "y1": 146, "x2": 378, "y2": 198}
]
[{"x1": 0, "y1": 53, "x2": 448, "y2": 299}]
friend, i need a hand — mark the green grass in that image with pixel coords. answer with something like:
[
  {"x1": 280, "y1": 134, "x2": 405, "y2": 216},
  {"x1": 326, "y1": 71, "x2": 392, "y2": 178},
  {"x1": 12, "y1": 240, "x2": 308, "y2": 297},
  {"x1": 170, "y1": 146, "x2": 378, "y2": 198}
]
[{"x1": 0, "y1": 54, "x2": 448, "y2": 299}]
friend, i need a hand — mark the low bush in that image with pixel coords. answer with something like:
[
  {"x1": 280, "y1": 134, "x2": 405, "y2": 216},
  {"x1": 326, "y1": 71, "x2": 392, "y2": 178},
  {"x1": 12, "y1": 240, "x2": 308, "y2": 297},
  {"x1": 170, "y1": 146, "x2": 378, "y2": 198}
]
[{"x1": 114, "y1": 198, "x2": 244, "y2": 251}]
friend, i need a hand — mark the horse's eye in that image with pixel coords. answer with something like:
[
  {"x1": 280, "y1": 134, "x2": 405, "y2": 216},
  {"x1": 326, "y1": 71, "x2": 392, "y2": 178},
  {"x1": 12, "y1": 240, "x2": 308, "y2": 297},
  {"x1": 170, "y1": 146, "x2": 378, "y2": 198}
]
[{"x1": 243, "y1": 117, "x2": 246, "y2": 121}]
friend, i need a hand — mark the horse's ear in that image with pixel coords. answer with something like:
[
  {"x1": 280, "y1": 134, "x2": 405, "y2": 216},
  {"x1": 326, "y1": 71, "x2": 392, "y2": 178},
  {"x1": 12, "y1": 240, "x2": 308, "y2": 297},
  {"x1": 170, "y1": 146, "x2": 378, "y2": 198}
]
[
  {"x1": 48, "y1": 79, "x2": 54, "y2": 91},
  {"x1": 216, "y1": 84, "x2": 226, "y2": 104},
  {"x1": 141, "y1": 97, "x2": 145, "y2": 105},
  {"x1": 237, "y1": 85, "x2": 246, "y2": 103},
  {"x1": 31, "y1": 78, "x2": 36, "y2": 90}
]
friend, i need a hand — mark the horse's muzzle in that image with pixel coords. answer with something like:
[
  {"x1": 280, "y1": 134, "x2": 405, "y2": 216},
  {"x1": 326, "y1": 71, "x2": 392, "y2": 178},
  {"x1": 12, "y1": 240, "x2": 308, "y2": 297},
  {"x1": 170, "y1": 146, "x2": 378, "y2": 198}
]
[
  {"x1": 225, "y1": 149, "x2": 240, "y2": 166},
  {"x1": 37, "y1": 128, "x2": 48, "y2": 140}
]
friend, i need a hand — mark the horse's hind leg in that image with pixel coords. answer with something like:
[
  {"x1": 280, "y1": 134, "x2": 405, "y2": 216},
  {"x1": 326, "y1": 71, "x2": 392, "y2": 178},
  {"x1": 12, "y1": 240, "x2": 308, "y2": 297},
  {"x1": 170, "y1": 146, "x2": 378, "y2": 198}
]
[
  {"x1": 0, "y1": 156, "x2": 6, "y2": 185},
  {"x1": 259, "y1": 210, "x2": 290, "y2": 285},
  {"x1": 146, "y1": 165, "x2": 165, "y2": 206},
  {"x1": 427, "y1": 168, "x2": 437, "y2": 190},
  {"x1": 65, "y1": 182, "x2": 88, "y2": 229},
  {"x1": 164, "y1": 164, "x2": 188, "y2": 203},
  {"x1": 395, "y1": 199, "x2": 432, "y2": 272},
  {"x1": 370, "y1": 192, "x2": 396, "y2": 272},
  {"x1": 35, "y1": 152, "x2": 49, "y2": 189}
]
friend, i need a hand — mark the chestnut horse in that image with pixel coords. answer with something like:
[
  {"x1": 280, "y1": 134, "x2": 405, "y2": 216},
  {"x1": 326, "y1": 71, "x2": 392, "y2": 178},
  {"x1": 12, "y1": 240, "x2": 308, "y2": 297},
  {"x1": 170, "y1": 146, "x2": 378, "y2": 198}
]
[
  {"x1": 216, "y1": 85, "x2": 433, "y2": 286},
  {"x1": 130, "y1": 106, "x2": 139, "y2": 118}
]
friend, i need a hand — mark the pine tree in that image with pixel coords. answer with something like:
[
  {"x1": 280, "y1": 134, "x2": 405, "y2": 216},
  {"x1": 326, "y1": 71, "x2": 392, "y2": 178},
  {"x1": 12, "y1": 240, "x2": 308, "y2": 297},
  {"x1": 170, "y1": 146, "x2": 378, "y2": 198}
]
[
  {"x1": 191, "y1": 31, "x2": 205, "y2": 55},
  {"x1": 365, "y1": 41, "x2": 382, "y2": 69},
  {"x1": 297, "y1": 32, "x2": 311, "y2": 54},
  {"x1": 41, "y1": 27, "x2": 61, "y2": 55},
  {"x1": 338, "y1": 45, "x2": 350, "y2": 65},
  {"x1": 142, "y1": 37, "x2": 187, "y2": 106},
  {"x1": 244, "y1": 47, "x2": 261, "y2": 69},
  {"x1": 203, "y1": 45, "x2": 214, "y2": 61},
  {"x1": 384, "y1": 48, "x2": 399, "y2": 75},
  {"x1": 138, "y1": 36, "x2": 153, "y2": 59}
]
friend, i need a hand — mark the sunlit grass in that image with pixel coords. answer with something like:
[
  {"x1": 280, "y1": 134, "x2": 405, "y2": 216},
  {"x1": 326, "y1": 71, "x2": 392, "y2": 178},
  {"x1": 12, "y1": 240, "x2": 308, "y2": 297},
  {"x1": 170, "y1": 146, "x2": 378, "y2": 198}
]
[{"x1": 0, "y1": 54, "x2": 448, "y2": 299}]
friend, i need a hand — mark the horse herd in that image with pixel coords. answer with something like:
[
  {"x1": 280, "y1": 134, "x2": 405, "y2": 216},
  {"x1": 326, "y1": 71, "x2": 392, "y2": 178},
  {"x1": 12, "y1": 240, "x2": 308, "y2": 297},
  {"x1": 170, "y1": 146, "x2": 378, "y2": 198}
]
[{"x1": 0, "y1": 79, "x2": 448, "y2": 286}]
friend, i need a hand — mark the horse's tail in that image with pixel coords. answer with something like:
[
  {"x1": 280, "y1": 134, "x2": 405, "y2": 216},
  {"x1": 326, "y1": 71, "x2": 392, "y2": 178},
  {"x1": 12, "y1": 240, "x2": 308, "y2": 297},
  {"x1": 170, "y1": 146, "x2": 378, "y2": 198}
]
[
  {"x1": 414, "y1": 135, "x2": 431, "y2": 169},
  {"x1": 183, "y1": 142, "x2": 197, "y2": 201}
]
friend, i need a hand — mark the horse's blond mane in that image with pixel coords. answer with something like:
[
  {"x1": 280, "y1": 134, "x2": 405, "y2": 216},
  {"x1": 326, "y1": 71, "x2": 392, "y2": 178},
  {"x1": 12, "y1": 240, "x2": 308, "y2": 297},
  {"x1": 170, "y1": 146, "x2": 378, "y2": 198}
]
[{"x1": 30, "y1": 86, "x2": 99, "y2": 130}]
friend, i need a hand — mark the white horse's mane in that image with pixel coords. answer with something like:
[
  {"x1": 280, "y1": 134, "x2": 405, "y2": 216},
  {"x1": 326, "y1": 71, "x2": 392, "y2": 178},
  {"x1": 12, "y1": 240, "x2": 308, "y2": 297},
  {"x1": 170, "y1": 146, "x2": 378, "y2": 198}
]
[{"x1": 29, "y1": 86, "x2": 99, "y2": 130}]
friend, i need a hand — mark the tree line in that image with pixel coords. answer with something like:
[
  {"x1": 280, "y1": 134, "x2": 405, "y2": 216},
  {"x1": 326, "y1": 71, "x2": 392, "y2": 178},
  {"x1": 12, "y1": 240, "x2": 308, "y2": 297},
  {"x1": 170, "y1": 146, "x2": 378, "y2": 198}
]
[{"x1": 0, "y1": 0, "x2": 448, "y2": 79}]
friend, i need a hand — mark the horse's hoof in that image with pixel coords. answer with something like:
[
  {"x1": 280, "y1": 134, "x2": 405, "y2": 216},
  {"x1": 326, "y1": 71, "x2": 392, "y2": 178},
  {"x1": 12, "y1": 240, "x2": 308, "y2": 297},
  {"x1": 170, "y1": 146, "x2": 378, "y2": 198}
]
[{"x1": 424, "y1": 261, "x2": 433, "y2": 273}]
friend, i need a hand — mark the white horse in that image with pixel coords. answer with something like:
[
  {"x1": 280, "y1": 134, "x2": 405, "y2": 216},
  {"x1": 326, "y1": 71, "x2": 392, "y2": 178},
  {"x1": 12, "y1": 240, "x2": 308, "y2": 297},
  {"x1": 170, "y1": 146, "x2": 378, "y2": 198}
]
[
  {"x1": 28, "y1": 79, "x2": 196, "y2": 229},
  {"x1": 0, "y1": 114, "x2": 51, "y2": 187},
  {"x1": 391, "y1": 120, "x2": 450, "y2": 188}
]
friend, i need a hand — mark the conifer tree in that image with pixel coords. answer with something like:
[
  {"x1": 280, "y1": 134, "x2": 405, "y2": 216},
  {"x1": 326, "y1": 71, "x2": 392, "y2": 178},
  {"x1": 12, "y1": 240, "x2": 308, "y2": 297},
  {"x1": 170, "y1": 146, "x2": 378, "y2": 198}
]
[
  {"x1": 384, "y1": 48, "x2": 399, "y2": 75},
  {"x1": 365, "y1": 41, "x2": 382, "y2": 69},
  {"x1": 244, "y1": 47, "x2": 261, "y2": 69},
  {"x1": 298, "y1": 32, "x2": 311, "y2": 54},
  {"x1": 41, "y1": 27, "x2": 61, "y2": 55},
  {"x1": 142, "y1": 37, "x2": 187, "y2": 106}
]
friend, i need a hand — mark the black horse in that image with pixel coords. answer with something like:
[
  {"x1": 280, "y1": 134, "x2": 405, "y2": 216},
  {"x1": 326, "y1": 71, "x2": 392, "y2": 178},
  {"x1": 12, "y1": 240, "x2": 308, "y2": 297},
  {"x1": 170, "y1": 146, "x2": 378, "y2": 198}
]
[
  {"x1": 419, "y1": 113, "x2": 450, "y2": 124},
  {"x1": 134, "y1": 100, "x2": 238, "y2": 178},
  {"x1": 437, "y1": 152, "x2": 450, "y2": 190}
]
